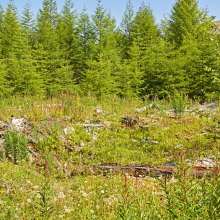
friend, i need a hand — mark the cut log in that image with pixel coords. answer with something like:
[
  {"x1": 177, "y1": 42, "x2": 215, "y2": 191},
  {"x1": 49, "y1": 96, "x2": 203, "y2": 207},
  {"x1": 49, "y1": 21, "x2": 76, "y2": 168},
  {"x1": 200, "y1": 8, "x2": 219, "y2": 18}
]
[{"x1": 71, "y1": 164, "x2": 213, "y2": 179}]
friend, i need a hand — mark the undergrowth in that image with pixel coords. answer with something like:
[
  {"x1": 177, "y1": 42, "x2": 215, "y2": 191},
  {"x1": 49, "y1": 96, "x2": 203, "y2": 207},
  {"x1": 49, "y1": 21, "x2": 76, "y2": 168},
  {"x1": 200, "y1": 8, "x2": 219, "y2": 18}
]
[{"x1": 0, "y1": 93, "x2": 220, "y2": 219}]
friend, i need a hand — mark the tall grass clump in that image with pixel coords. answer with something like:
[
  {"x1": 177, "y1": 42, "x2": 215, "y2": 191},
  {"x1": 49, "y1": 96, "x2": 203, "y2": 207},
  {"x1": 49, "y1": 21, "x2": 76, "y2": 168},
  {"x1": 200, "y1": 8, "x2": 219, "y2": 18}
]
[{"x1": 4, "y1": 129, "x2": 29, "y2": 164}]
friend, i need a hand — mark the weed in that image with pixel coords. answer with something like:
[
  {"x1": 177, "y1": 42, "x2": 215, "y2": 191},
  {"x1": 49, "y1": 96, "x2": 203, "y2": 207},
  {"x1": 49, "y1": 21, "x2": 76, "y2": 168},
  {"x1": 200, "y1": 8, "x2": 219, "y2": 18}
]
[{"x1": 35, "y1": 160, "x2": 53, "y2": 219}]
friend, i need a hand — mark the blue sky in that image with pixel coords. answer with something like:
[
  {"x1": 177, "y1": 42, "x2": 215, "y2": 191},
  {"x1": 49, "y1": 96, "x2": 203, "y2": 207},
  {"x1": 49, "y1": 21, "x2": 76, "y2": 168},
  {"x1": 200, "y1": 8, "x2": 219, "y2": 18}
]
[{"x1": 1, "y1": 0, "x2": 220, "y2": 26}]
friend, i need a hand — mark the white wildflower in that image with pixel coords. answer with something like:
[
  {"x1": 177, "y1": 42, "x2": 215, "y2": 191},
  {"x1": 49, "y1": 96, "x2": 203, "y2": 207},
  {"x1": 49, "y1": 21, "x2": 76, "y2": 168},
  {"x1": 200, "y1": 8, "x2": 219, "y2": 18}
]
[
  {"x1": 58, "y1": 192, "x2": 66, "y2": 199},
  {"x1": 27, "y1": 180, "x2": 32, "y2": 185},
  {"x1": 65, "y1": 208, "x2": 71, "y2": 213},
  {"x1": 82, "y1": 192, "x2": 88, "y2": 197},
  {"x1": 100, "y1": 190, "x2": 104, "y2": 194},
  {"x1": 91, "y1": 210, "x2": 94, "y2": 214},
  {"x1": 27, "y1": 199, "x2": 32, "y2": 203},
  {"x1": 36, "y1": 193, "x2": 41, "y2": 198}
]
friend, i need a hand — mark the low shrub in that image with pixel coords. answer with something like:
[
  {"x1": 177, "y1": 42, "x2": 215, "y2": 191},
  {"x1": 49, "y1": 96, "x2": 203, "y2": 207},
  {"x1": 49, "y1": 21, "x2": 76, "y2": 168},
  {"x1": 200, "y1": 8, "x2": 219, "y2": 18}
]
[{"x1": 4, "y1": 129, "x2": 29, "y2": 164}]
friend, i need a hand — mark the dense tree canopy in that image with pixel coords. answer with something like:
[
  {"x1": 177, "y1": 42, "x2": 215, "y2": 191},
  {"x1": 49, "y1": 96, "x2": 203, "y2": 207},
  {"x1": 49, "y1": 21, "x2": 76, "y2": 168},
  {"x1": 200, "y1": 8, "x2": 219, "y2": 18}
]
[{"x1": 0, "y1": 0, "x2": 219, "y2": 100}]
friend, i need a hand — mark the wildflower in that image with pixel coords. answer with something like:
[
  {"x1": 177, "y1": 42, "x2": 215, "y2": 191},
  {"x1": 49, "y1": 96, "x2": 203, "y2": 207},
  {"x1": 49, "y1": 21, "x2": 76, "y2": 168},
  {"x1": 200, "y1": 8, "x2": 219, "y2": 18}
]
[
  {"x1": 37, "y1": 193, "x2": 41, "y2": 198},
  {"x1": 58, "y1": 192, "x2": 66, "y2": 199},
  {"x1": 82, "y1": 192, "x2": 88, "y2": 197},
  {"x1": 65, "y1": 208, "x2": 71, "y2": 213},
  {"x1": 125, "y1": 175, "x2": 127, "y2": 190},
  {"x1": 180, "y1": 152, "x2": 183, "y2": 162},
  {"x1": 27, "y1": 180, "x2": 32, "y2": 185},
  {"x1": 100, "y1": 190, "x2": 104, "y2": 194},
  {"x1": 91, "y1": 210, "x2": 94, "y2": 214},
  {"x1": 27, "y1": 199, "x2": 32, "y2": 203}
]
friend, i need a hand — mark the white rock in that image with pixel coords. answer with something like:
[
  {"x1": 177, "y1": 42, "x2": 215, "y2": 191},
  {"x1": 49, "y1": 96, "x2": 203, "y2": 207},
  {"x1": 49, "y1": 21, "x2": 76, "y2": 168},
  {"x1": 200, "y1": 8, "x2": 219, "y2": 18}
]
[
  {"x1": 12, "y1": 118, "x2": 24, "y2": 131},
  {"x1": 94, "y1": 109, "x2": 103, "y2": 113},
  {"x1": 63, "y1": 126, "x2": 75, "y2": 135}
]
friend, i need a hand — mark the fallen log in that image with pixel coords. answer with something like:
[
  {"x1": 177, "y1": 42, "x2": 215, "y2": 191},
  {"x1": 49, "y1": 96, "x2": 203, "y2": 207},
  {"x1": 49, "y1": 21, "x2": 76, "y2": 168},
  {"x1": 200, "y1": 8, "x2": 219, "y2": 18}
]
[{"x1": 71, "y1": 164, "x2": 213, "y2": 179}]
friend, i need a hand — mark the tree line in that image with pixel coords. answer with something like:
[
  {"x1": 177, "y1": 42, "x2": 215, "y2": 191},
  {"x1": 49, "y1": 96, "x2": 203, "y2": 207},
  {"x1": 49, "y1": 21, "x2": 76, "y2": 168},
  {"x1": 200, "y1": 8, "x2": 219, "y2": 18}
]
[{"x1": 0, "y1": 0, "x2": 219, "y2": 101}]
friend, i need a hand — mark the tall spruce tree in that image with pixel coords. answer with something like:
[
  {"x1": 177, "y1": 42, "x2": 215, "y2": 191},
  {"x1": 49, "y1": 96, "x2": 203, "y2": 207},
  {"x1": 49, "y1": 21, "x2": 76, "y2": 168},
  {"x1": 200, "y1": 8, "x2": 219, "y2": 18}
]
[
  {"x1": 36, "y1": 0, "x2": 74, "y2": 95},
  {"x1": 77, "y1": 6, "x2": 95, "y2": 64},
  {"x1": 0, "y1": 5, "x2": 10, "y2": 97},
  {"x1": 21, "y1": 1, "x2": 35, "y2": 46},
  {"x1": 165, "y1": 0, "x2": 201, "y2": 46},
  {"x1": 85, "y1": 0, "x2": 119, "y2": 96},
  {"x1": 1, "y1": 0, "x2": 24, "y2": 94},
  {"x1": 120, "y1": 0, "x2": 134, "y2": 59},
  {"x1": 19, "y1": 2, "x2": 45, "y2": 95},
  {"x1": 57, "y1": 0, "x2": 83, "y2": 84},
  {"x1": 0, "y1": 4, "x2": 4, "y2": 33},
  {"x1": 127, "y1": 3, "x2": 160, "y2": 97},
  {"x1": 179, "y1": 15, "x2": 220, "y2": 100}
]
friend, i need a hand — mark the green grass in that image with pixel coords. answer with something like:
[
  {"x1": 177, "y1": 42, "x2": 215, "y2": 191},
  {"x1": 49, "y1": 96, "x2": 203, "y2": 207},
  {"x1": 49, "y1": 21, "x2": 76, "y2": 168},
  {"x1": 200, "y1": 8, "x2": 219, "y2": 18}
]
[{"x1": 0, "y1": 93, "x2": 220, "y2": 219}]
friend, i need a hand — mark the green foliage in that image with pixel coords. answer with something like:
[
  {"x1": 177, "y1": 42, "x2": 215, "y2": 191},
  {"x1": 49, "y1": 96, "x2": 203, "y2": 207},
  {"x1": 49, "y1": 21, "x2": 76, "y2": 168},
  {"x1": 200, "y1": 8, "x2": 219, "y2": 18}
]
[
  {"x1": 0, "y1": 0, "x2": 219, "y2": 99},
  {"x1": 4, "y1": 129, "x2": 29, "y2": 164},
  {"x1": 165, "y1": 0, "x2": 201, "y2": 47},
  {"x1": 161, "y1": 156, "x2": 220, "y2": 219},
  {"x1": 35, "y1": 161, "x2": 53, "y2": 219},
  {"x1": 171, "y1": 92, "x2": 187, "y2": 114}
]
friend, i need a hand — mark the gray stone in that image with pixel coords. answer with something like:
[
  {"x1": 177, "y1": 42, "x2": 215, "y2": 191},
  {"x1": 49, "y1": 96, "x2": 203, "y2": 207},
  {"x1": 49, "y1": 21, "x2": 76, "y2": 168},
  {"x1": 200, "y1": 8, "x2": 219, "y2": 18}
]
[
  {"x1": 165, "y1": 163, "x2": 175, "y2": 167},
  {"x1": 133, "y1": 139, "x2": 158, "y2": 144}
]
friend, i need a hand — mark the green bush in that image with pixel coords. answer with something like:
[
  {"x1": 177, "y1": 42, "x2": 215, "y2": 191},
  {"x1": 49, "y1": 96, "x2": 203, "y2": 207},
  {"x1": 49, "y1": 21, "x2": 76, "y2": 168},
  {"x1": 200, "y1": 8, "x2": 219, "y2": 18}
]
[{"x1": 4, "y1": 129, "x2": 29, "y2": 164}]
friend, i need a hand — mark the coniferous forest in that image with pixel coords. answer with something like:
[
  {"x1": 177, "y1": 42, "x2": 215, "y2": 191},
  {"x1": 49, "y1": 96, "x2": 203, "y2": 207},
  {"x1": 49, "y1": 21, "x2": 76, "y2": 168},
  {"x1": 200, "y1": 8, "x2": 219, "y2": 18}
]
[{"x1": 0, "y1": 0, "x2": 220, "y2": 101}]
